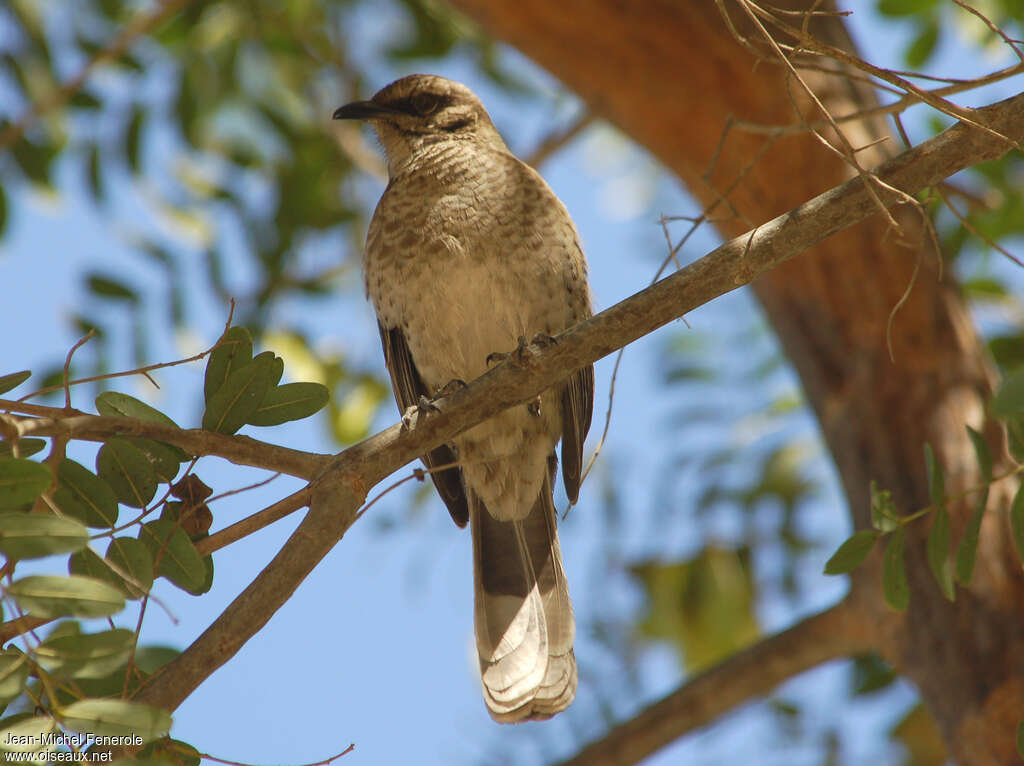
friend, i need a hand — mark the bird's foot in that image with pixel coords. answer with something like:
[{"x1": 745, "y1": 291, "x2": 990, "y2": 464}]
[
  {"x1": 527, "y1": 397, "x2": 542, "y2": 417},
  {"x1": 486, "y1": 333, "x2": 557, "y2": 368},
  {"x1": 401, "y1": 395, "x2": 439, "y2": 432},
  {"x1": 529, "y1": 332, "x2": 557, "y2": 348}
]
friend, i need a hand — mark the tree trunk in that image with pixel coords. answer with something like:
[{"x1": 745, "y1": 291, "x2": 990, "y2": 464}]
[{"x1": 446, "y1": 0, "x2": 1024, "y2": 762}]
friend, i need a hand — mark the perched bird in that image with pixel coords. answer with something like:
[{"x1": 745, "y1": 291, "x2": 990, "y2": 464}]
[{"x1": 334, "y1": 74, "x2": 594, "y2": 722}]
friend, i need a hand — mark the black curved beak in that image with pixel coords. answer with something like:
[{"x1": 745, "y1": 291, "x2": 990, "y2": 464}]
[{"x1": 332, "y1": 100, "x2": 402, "y2": 121}]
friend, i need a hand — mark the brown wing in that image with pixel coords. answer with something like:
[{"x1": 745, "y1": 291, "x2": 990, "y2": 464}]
[
  {"x1": 379, "y1": 323, "x2": 469, "y2": 527},
  {"x1": 560, "y1": 363, "x2": 594, "y2": 504}
]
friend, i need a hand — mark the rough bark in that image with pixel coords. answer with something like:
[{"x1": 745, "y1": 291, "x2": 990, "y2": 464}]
[{"x1": 445, "y1": 0, "x2": 1024, "y2": 762}]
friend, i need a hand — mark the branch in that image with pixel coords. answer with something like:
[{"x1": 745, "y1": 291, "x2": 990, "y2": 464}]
[
  {"x1": 114, "y1": 90, "x2": 1024, "y2": 716},
  {"x1": 2, "y1": 410, "x2": 326, "y2": 480},
  {"x1": 194, "y1": 487, "x2": 312, "y2": 556},
  {"x1": 557, "y1": 598, "x2": 872, "y2": 766}
]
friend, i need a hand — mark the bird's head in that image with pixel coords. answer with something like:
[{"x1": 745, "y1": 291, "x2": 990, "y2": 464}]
[{"x1": 333, "y1": 74, "x2": 505, "y2": 175}]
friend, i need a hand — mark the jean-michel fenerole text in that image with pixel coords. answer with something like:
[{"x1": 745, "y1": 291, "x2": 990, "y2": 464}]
[{"x1": 3, "y1": 730, "x2": 141, "y2": 754}]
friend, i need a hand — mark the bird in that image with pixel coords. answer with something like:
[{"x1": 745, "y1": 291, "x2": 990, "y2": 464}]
[{"x1": 333, "y1": 74, "x2": 594, "y2": 723}]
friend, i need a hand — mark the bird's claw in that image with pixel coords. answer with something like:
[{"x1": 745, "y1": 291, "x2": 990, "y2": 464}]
[
  {"x1": 435, "y1": 378, "x2": 467, "y2": 397},
  {"x1": 529, "y1": 332, "x2": 557, "y2": 348},
  {"x1": 486, "y1": 333, "x2": 556, "y2": 367},
  {"x1": 401, "y1": 395, "x2": 439, "y2": 432}
]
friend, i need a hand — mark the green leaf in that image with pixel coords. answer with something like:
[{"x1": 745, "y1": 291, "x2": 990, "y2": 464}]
[
  {"x1": 955, "y1": 502, "x2": 987, "y2": 586},
  {"x1": 966, "y1": 425, "x2": 993, "y2": 482},
  {"x1": 86, "y1": 274, "x2": 137, "y2": 302},
  {"x1": 96, "y1": 438, "x2": 157, "y2": 508},
  {"x1": 992, "y1": 369, "x2": 1024, "y2": 418},
  {"x1": 127, "y1": 438, "x2": 182, "y2": 483},
  {"x1": 954, "y1": 427, "x2": 991, "y2": 587},
  {"x1": 53, "y1": 459, "x2": 120, "y2": 528},
  {"x1": 0, "y1": 459, "x2": 51, "y2": 508},
  {"x1": 0, "y1": 438, "x2": 46, "y2": 459},
  {"x1": 134, "y1": 646, "x2": 179, "y2": 675},
  {"x1": 269, "y1": 354, "x2": 285, "y2": 387},
  {"x1": 138, "y1": 738, "x2": 201, "y2": 766},
  {"x1": 7, "y1": 575, "x2": 125, "y2": 619},
  {"x1": 0, "y1": 513, "x2": 88, "y2": 560},
  {"x1": 247, "y1": 381, "x2": 330, "y2": 426},
  {"x1": 1011, "y1": 482, "x2": 1024, "y2": 565},
  {"x1": 629, "y1": 547, "x2": 759, "y2": 671},
  {"x1": 194, "y1": 553, "x2": 214, "y2": 596},
  {"x1": 926, "y1": 506, "x2": 955, "y2": 601},
  {"x1": 59, "y1": 699, "x2": 170, "y2": 742},
  {"x1": 924, "y1": 443, "x2": 944, "y2": 507},
  {"x1": 11, "y1": 135, "x2": 56, "y2": 189},
  {"x1": 0, "y1": 370, "x2": 31, "y2": 396},
  {"x1": 0, "y1": 650, "x2": 30, "y2": 707},
  {"x1": 95, "y1": 392, "x2": 178, "y2": 428},
  {"x1": 69, "y1": 90, "x2": 101, "y2": 109},
  {"x1": 87, "y1": 142, "x2": 103, "y2": 201},
  {"x1": 850, "y1": 653, "x2": 897, "y2": 696},
  {"x1": 68, "y1": 547, "x2": 123, "y2": 591},
  {"x1": 124, "y1": 105, "x2": 145, "y2": 173},
  {"x1": 0, "y1": 714, "x2": 56, "y2": 752},
  {"x1": 35, "y1": 628, "x2": 135, "y2": 680},
  {"x1": 882, "y1": 527, "x2": 909, "y2": 611},
  {"x1": 823, "y1": 529, "x2": 878, "y2": 575},
  {"x1": 105, "y1": 536, "x2": 155, "y2": 598},
  {"x1": 96, "y1": 392, "x2": 190, "y2": 462},
  {"x1": 204, "y1": 326, "x2": 253, "y2": 403},
  {"x1": 138, "y1": 520, "x2": 206, "y2": 594},
  {"x1": 202, "y1": 351, "x2": 278, "y2": 435},
  {"x1": 905, "y1": 16, "x2": 939, "y2": 67}
]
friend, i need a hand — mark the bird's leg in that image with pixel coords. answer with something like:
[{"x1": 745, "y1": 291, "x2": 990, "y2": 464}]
[{"x1": 484, "y1": 335, "x2": 554, "y2": 417}]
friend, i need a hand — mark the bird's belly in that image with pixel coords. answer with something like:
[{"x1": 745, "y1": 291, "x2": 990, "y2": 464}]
[
  {"x1": 396, "y1": 246, "x2": 560, "y2": 392},
  {"x1": 377, "y1": 240, "x2": 566, "y2": 520}
]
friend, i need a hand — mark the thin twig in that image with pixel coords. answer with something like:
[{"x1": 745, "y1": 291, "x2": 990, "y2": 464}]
[
  {"x1": 198, "y1": 743, "x2": 355, "y2": 766},
  {"x1": 730, "y1": 60, "x2": 1024, "y2": 137},
  {"x1": 195, "y1": 488, "x2": 312, "y2": 556},
  {"x1": 745, "y1": 0, "x2": 1022, "y2": 151},
  {"x1": 62, "y1": 331, "x2": 96, "y2": 411}
]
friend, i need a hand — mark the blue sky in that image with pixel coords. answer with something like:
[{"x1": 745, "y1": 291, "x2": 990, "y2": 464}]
[{"x1": 1, "y1": 3, "x2": 1023, "y2": 764}]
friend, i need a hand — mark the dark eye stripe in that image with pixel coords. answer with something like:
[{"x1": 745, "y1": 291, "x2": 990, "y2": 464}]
[
  {"x1": 441, "y1": 116, "x2": 473, "y2": 132},
  {"x1": 387, "y1": 93, "x2": 453, "y2": 116}
]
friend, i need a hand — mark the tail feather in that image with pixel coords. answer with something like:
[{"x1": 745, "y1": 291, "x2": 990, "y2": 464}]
[{"x1": 471, "y1": 469, "x2": 576, "y2": 722}]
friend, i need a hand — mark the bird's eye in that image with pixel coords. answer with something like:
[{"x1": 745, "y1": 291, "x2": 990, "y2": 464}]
[{"x1": 410, "y1": 93, "x2": 441, "y2": 116}]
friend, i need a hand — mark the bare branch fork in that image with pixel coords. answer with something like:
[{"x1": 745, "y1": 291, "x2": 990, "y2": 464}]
[{"x1": 9, "y1": 91, "x2": 1021, "y2": 731}]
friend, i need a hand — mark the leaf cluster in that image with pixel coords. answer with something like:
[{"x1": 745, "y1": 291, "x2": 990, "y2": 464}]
[
  {"x1": 0, "y1": 325, "x2": 328, "y2": 758},
  {"x1": 824, "y1": 367, "x2": 1024, "y2": 610}
]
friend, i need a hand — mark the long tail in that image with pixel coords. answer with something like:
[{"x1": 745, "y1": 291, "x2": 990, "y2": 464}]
[{"x1": 471, "y1": 467, "x2": 576, "y2": 722}]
